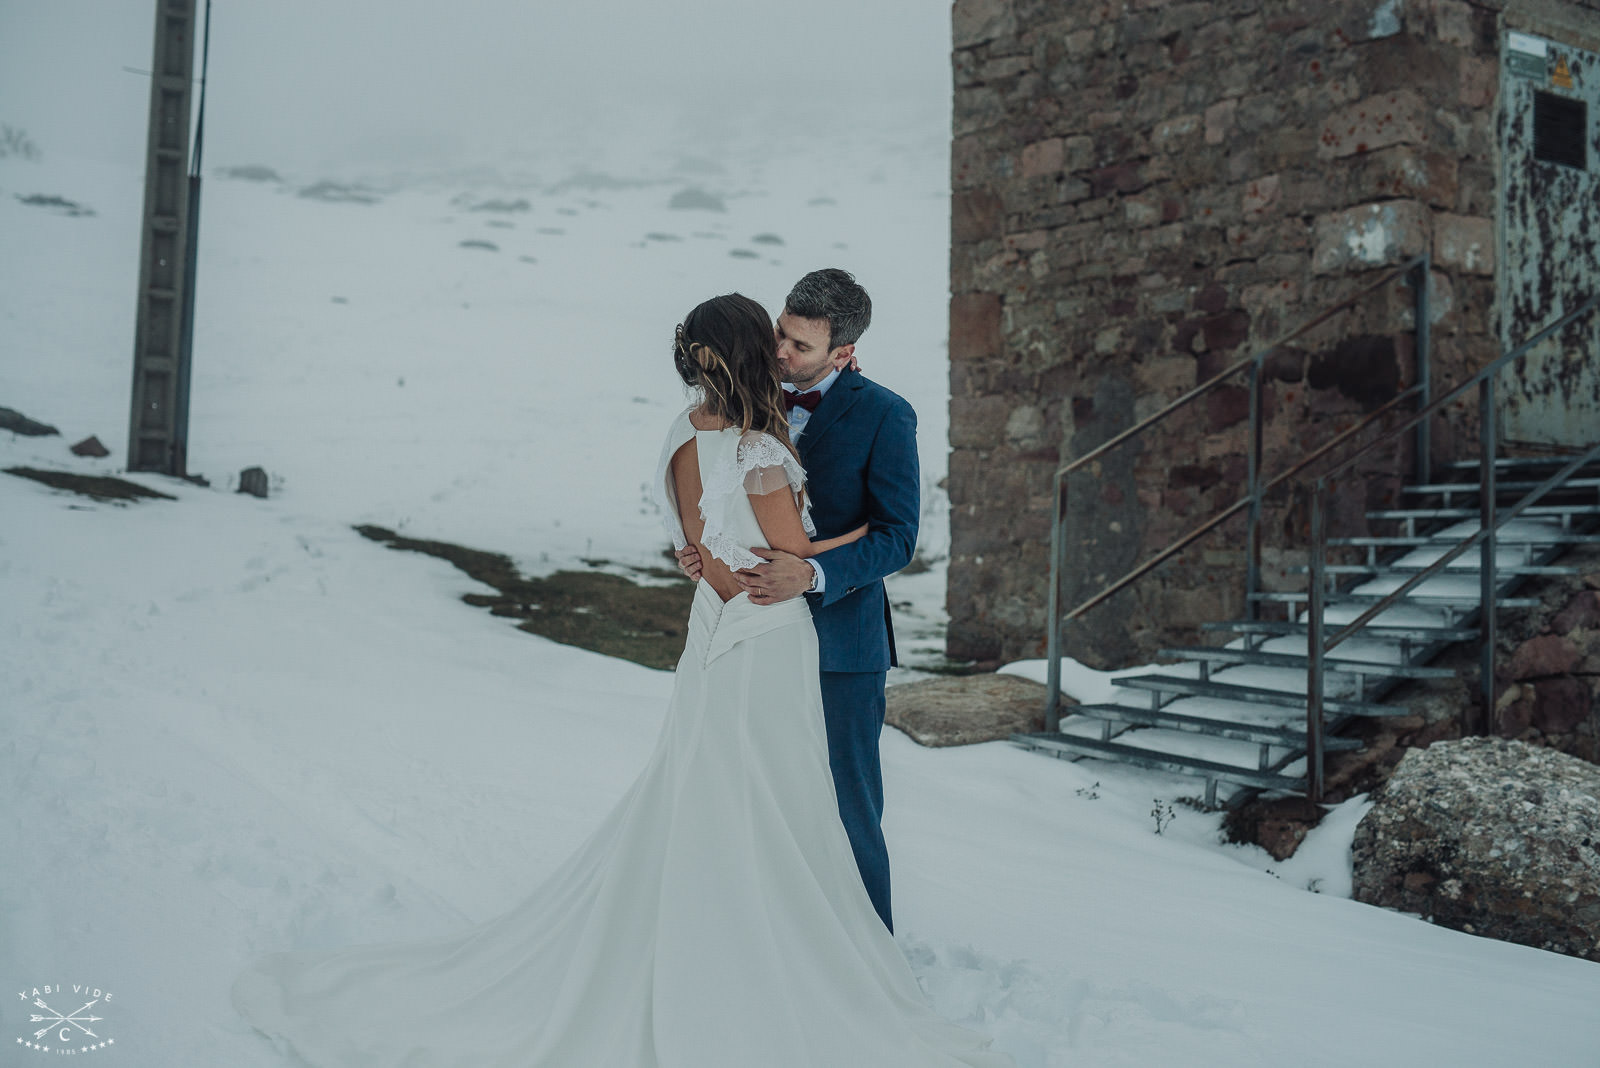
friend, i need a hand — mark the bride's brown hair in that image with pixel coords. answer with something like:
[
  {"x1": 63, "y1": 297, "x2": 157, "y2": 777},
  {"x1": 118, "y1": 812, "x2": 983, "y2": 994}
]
[{"x1": 674, "y1": 293, "x2": 804, "y2": 484}]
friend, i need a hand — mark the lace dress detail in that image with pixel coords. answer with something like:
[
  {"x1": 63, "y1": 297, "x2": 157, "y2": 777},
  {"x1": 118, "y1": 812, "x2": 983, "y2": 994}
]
[{"x1": 654, "y1": 411, "x2": 814, "y2": 571}]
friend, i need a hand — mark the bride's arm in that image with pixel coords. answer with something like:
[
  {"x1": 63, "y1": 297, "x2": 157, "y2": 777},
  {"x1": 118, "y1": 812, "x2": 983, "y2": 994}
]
[
  {"x1": 748, "y1": 488, "x2": 864, "y2": 558},
  {"x1": 808, "y1": 522, "x2": 868, "y2": 554}
]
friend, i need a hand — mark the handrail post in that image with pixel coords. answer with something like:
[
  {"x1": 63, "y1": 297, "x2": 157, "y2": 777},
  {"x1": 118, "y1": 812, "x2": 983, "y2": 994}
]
[
  {"x1": 1246, "y1": 356, "x2": 1264, "y2": 620},
  {"x1": 1478, "y1": 375, "x2": 1498, "y2": 738},
  {"x1": 1045, "y1": 471, "x2": 1067, "y2": 732},
  {"x1": 1414, "y1": 255, "x2": 1432, "y2": 483},
  {"x1": 1306, "y1": 478, "x2": 1328, "y2": 801}
]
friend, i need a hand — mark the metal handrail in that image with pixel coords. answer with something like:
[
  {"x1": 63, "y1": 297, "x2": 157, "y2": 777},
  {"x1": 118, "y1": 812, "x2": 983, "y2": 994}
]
[
  {"x1": 1319, "y1": 295, "x2": 1599, "y2": 484},
  {"x1": 1304, "y1": 295, "x2": 1600, "y2": 798},
  {"x1": 1061, "y1": 385, "x2": 1423, "y2": 625},
  {"x1": 1044, "y1": 255, "x2": 1432, "y2": 729}
]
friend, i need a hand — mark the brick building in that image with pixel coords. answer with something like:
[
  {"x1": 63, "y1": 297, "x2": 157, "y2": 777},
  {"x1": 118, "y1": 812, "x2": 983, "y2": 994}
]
[{"x1": 946, "y1": 0, "x2": 1600, "y2": 669}]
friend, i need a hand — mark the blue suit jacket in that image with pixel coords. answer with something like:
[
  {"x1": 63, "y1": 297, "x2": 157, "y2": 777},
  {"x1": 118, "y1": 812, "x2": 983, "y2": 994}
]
[{"x1": 797, "y1": 369, "x2": 920, "y2": 673}]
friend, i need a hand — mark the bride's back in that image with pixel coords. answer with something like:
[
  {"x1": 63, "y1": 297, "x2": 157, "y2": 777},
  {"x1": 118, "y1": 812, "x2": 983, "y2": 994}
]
[{"x1": 669, "y1": 424, "x2": 772, "y2": 603}]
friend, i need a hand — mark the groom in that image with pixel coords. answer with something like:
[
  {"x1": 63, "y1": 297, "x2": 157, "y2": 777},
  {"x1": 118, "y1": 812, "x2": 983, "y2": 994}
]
[{"x1": 676, "y1": 268, "x2": 918, "y2": 933}]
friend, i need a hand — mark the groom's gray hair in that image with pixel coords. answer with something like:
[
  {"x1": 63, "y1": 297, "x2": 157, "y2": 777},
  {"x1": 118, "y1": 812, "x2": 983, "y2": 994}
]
[{"x1": 784, "y1": 269, "x2": 872, "y2": 350}]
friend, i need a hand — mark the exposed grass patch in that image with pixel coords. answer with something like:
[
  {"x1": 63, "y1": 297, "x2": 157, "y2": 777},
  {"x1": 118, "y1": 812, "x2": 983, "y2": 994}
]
[
  {"x1": 355, "y1": 525, "x2": 694, "y2": 670},
  {"x1": 4, "y1": 466, "x2": 176, "y2": 502}
]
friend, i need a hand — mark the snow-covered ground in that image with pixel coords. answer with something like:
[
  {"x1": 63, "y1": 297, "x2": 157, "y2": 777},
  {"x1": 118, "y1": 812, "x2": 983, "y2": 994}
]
[{"x1": 6, "y1": 15, "x2": 1600, "y2": 1068}]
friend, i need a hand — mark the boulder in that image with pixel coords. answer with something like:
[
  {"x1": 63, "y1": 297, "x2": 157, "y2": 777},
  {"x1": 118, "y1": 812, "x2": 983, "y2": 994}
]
[
  {"x1": 70, "y1": 435, "x2": 109, "y2": 457},
  {"x1": 1552, "y1": 590, "x2": 1600, "y2": 636},
  {"x1": 885, "y1": 673, "x2": 1054, "y2": 747},
  {"x1": 1351, "y1": 737, "x2": 1600, "y2": 961},
  {"x1": 1510, "y1": 634, "x2": 1582, "y2": 679}
]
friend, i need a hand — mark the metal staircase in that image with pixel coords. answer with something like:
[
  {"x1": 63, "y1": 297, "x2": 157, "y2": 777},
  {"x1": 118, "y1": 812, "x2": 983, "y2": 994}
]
[{"x1": 1013, "y1": 260, "x2": 1599, "y2": 807}]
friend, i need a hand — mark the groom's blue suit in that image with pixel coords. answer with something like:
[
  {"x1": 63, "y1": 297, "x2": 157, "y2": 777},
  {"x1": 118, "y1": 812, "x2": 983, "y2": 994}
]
[{"x1": 796, "y1": 367, "x2": 919, "y2": 933}]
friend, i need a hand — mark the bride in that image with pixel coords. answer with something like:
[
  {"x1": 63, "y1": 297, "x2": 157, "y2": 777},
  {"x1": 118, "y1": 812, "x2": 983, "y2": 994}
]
[{"x1": 230, "y1": 293, "x2": 1013, "y2": 1067}]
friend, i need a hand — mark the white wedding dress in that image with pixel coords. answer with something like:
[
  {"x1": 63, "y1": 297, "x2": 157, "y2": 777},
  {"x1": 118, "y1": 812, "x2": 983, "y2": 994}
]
[{"x1": 230, "y1": 411, "x2": 1012, "y2": 1067}]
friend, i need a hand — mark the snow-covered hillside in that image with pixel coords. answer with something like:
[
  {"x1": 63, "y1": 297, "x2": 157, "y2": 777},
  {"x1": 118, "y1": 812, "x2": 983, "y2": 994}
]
[{"x1": 5, "y1": 6, "x2": 1600, "y2": 1065}]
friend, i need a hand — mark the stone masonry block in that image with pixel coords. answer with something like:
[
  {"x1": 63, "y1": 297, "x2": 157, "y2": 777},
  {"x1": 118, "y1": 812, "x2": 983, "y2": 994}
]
[
  {"x1": 1433, "y1": 213, "x2": 1494, "y2": 275},
  {"x1": 1312, "y1": 200, "x2": 1430, "y2": 274},
  {"x1": 952, "y1": 188, "x2": 1004, "y2": 245},
  {"x1": 1242, "y1": 174, "x2": 1281, "y2": 218},
  {"x1": 1021, "y1": 137, "x2": 1064, "y2": 178},
  {"x1": 1204, "y1": 98, "x2": 1237, "y2": 145},
  {"x1": 954, "y1": 0, "x2": 1016, "y2": 49},
  {"x1": 1318, "y1": 90, "x2": 1428, "y2": 159},
  {"x1": 950, "y1": 292, "x2": 1003, "y2": 361},
  {"x1": 1351, "y1": 145, "x2": 1459, "y2": 210}
]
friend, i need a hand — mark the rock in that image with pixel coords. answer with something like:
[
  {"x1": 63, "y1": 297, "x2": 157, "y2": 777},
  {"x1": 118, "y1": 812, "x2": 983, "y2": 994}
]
[
  {"x1": 1351, "y1": 737, "x2": 1600, "y2": 961},
  {"x1": 0, "y1": 406, "x2": 59, "y2": 436},
  {"x1": 238, "y1": 466, "x2": 268, "y2": 499},
  {"x1": 14, "y1": 193, "x2": 95, "y2": 217},
  {"x1": 1223, "y1": 796, "x2": 1326, "y2": 860},
  {"x1": 467, "y1": 198, "x2": 530, "y2": 213},
  {"x1": 297, "y1": 181, "x2": 379, "y2": 204},
  {"x1": 668, "y1": 188, "x2": 724, "y2": 212},
  {"x1": 70, "y1": 435, "x2": 109, "y2": 457},
  {"x1": 885, "y1": 673, "x2": 1053, "y2": 747},
  {"x1": 1552, "y1": 591, "x2": 1600, "y2": 636},
  {"x1": 218, "y1": 164, "x2": 282, "y2": 183},
  {"x1": 1530, "y1": 677, "x2": 1593, "y2": 734},
  {"x1": 1510, "y1": 634, "x2": 1583, "y2": 679}
]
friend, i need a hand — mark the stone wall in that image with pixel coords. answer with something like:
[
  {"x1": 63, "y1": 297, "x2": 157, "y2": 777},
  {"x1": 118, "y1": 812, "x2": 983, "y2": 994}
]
[{"x1": 947, "y1": 0, "x2": 1600, "y2": 668}]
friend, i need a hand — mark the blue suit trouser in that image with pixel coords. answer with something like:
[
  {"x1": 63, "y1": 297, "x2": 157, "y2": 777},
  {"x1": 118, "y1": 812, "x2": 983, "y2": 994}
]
[{"x1": 819, "y1": 670, "x2": 892, "y2": 932}]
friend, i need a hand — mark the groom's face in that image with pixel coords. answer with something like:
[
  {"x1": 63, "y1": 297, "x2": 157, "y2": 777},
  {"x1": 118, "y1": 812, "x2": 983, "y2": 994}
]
[{"x1": 776, "y1": 311, "x2": 851, "y2": 390}]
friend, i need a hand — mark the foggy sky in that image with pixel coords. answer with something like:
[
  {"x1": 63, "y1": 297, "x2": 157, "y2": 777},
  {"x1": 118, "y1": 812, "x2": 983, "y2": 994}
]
[{"x1": 0, "y1": 1, "x2": 952, "y2": 176}]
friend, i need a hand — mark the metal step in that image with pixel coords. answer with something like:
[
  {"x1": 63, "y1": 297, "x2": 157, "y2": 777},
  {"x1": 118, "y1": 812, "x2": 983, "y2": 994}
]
[
  {"x1": 1113, "y1": 673, "x2": 1406, "y2": 717},
  {"x1": 1444, "y1": 457, "x2": 1600, "y2": 472},
  {"x1": 1069, "y1": 702, "x2": 1366, "y2": 750},
  {"x1": 1204, "y1": 619, "x2": 1479, "y2": 641},
  {"x1": 1289, "y1": 563, "x2": 1579, "y2": 577},
  {"x1": 1402, "y1": 478, "x2": 1600, "y2": 497},
  {"x1": 1159, "y1": 645, "x2": 1455, "y2": 679},
  {"x1": 1329, "y1": 533, "x2": 1600, "y2": 547},
  {"x1": 1366, "y1": 504, "x2": 1600, "y2": 521},
  {"x1": 1249, "y1": 591, "x2": 1539, "y2": 609},
  {"x1": 1010, "y1": 731, "x2": 1306, "y2": 796}
]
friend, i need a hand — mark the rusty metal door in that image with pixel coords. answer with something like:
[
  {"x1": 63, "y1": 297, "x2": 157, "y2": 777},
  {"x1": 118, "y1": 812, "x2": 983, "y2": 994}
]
[{"x1": 1498, "y1": 30, "x2": 1600, "y2": 448}]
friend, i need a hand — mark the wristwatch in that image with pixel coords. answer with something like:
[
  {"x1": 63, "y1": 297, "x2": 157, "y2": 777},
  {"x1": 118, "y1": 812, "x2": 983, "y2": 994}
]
[{"x1": 805, "y1": 562, "x2": 818, "y2": 593}]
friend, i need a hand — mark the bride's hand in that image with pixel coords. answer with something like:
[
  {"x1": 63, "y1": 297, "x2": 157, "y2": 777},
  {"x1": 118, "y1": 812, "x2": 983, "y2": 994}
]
[{"x1": 674, "y1": 544, "x2": 702, "y2": 582}]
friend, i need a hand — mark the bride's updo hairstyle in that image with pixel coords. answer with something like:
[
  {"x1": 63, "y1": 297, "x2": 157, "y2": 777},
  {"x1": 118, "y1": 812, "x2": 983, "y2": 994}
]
[{"x1": 675, "y1": 292, "x2": 800, "y2": 441}]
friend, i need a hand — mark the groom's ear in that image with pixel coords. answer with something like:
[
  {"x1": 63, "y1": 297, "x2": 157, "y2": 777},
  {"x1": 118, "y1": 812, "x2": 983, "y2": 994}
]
[{"x1": 829, "y1": 343, "x2": 856, "y2": 369}]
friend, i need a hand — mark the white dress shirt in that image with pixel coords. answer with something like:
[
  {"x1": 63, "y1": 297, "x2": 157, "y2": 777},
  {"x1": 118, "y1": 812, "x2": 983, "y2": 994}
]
[{"x1": 783, "y1": 368, "x2": 844, "y2": 594}]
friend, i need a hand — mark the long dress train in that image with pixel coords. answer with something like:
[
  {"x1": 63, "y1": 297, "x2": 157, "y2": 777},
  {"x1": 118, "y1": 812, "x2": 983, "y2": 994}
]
[{"x1": 230, "y1": 413, "x2": 1012, "y2": 1067}]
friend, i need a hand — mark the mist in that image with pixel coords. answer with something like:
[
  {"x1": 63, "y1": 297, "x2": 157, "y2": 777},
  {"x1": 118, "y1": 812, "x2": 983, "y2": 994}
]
[{"x1": 0, "y1": 0, "x2": 952, "y2": 177}]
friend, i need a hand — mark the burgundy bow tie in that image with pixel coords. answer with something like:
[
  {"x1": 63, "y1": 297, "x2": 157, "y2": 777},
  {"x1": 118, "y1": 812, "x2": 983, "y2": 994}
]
[{"x1": 783, "y1": 389, "x2": 823, "y2": 413}]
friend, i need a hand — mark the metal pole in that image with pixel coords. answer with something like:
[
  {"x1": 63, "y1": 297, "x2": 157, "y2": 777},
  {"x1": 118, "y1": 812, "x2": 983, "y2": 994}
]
[
  {"x1": 1414, "y1": 255, "x2": 1432, "y2": 483},
  {"x1": 1246, "y1": 356, "x2": 1263, "y2": 620},
  {"x1": 1045, "y1": 471, "x2": 1067, "y2": 732},
  {"x1": 171, "y1": 0, "x2": 212, "y2": 478},
  {"x1": 127, "y1": 0, "x2": 198, "y2": 473},
  {"x1": 1307, "y1": 479, "x2": 1327, "y2": 801},
  {"x1": 1478, "y1": 375, "x2": 1498, "y2": 737}
]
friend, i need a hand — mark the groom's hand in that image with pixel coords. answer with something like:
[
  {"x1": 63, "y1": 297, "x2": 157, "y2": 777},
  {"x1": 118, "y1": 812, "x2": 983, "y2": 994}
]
[
  {"x1": 674, "y1": 545, "x2": 703, "y2": 582},
  {"x1": 736, "y1": 548, "x2": 813, "y2": 605}
]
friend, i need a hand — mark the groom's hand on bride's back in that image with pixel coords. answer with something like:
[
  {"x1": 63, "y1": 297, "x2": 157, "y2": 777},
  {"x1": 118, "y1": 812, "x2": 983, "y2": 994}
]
[
  {"x1": 737, "y1": 549, "x2": 813, "y2": 605},
  {"x1": 674, "y1": 545, "x2": 703, "y2": 582}
]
